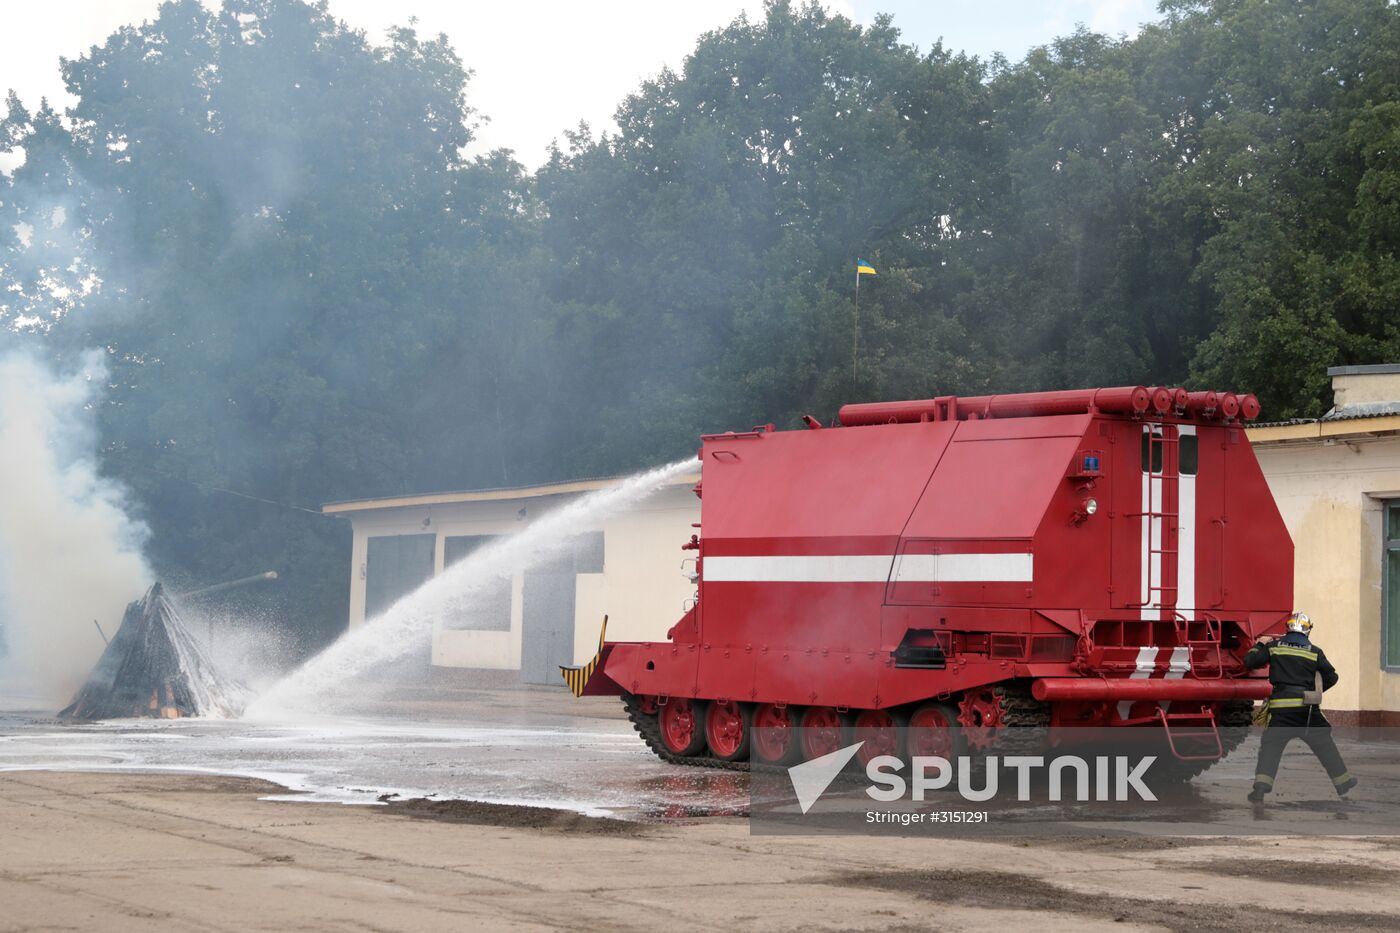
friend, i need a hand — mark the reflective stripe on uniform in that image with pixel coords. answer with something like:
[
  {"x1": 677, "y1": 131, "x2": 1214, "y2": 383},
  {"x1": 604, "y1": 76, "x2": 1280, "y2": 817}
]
[
  {"x1": 1268, "y1": 697, "x2": 1305, "y2": 709},
  {"x1": 1269, "y1": 646, "x2": 1318, "y2": 661},
  {"x1": 1332, "y1": 771, "x2": 1353, "y2": 786},
  {"x1": 1254, "y1": 773, "x2": 1275, "y2": 786}
]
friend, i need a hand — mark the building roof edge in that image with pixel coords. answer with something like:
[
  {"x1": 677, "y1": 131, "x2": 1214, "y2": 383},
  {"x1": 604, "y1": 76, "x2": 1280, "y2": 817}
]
[{"x1": 322, "y1": 469, "x2": 700, "y2": 514}]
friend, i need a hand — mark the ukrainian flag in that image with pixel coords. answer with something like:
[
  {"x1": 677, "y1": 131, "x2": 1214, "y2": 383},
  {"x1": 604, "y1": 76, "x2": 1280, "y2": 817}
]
[{"x1": 856, "y1": 258, "x2": 877, "y2": 276}]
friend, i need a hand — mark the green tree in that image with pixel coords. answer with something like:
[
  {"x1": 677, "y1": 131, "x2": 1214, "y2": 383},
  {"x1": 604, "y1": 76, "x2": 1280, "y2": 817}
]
[
  {"x1": 5, "y1": 0, "x2": 550, "y2": 646},
  {"x1": 1171, "y1": 0, "x2": 1400, "y2": 415},
  {"x1": 539, "y1": 1, "x2": 990, "y2": 464},
  {"x1": 0, "y1": 94, "x2": 96, "y2": 329}
]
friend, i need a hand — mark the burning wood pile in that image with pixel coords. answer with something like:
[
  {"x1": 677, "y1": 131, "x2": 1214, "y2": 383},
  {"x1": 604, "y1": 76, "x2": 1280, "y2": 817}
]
[{"x1": 59, "y1": 582, "x2": 248, "y2": 720}]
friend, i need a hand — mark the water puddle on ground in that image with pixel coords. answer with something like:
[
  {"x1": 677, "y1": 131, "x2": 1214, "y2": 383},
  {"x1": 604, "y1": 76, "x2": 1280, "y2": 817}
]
[{"x1": 0, "y1": 688, "x2": 750, "y2": 819}]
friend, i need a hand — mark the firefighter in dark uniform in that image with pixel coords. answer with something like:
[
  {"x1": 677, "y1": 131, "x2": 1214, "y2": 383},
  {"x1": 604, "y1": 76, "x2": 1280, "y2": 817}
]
[{"x1": 1245, "y1": 612, "x2": 1357, "y2": 802}]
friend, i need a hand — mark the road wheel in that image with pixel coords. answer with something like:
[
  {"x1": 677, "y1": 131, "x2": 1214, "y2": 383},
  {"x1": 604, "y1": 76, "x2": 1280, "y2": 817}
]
[
  {"x1": 704, "y1": 700, "x2": 751, "y2": 761},
  {"x1": 751, "y1": 703, "x2": 800, "y2": 765},
  {"x1": 658, "y1": 698, "x2": 705, "y2": 757},
  {"x1": 908, "y1": 702, "x2": 962, "y2": 760},
  {"x1": 852, "y1": 709, "x2": 905, "y2": 769},
  {"x1": 798, "y1": 706, "x2": 848, "y2": 761}
]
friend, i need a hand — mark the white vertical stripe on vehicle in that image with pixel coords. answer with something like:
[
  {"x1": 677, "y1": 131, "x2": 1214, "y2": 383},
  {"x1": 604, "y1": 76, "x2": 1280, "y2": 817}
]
[
  {"x1": 1164, "y1": 645, "x2": 1191, "y2": 679},
  {"x1": 1177, "y1": 424, "x2": 1197, "y2": 618},
  {"x1": 1117, "y1": 645, "x2": 1161, "y2": 720},
  {"x1": 1159, "y1": 645, "x2": 1192, "y2": 712},
  {"x1": 1140, "y1": 426, "x2": 1160, "y2": 621}
]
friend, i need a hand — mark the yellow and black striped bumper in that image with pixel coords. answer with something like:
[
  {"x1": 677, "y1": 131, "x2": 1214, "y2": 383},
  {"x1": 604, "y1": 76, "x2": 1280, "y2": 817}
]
[{"x1": 560, "y1": 615, "x2": 610, "y2": 697}]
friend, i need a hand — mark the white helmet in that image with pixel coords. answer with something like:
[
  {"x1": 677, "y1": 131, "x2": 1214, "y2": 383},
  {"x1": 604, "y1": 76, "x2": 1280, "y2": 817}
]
[{"x1": 1286, "y1": 612, "x2": 1313, "y2": 635}]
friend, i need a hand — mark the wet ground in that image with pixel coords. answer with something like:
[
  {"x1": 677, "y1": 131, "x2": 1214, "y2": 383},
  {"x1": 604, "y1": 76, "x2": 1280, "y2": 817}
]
[
  {"x1": 0, "y1": 684, "x2": 750, "y2": 818},
  {"x1": 3, "y1": 683, "x2": 1399, "y2": 834}
]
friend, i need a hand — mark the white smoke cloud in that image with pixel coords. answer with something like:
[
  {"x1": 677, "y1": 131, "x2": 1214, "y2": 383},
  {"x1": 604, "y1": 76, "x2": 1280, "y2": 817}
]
[{"x1": 0, "y1": 349, "x2": 151, "y2": 703}]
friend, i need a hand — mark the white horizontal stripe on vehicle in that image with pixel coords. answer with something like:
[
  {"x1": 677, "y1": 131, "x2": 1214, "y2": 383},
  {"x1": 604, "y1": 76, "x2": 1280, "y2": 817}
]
[
  {"x1": 893, "y1": 552, "x2": 1034, "y2": 583},
  {"x1": 703, "y1": 555, "x2": 894, "y2": 582},
  {"x1": 703, "y1": 553, "x2": 1033, "y2": 584}
]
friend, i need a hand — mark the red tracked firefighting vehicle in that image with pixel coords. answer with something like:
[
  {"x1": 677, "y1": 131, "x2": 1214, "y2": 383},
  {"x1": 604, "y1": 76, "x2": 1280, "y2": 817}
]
[{"x1": 563, "y1": 386, "x2": 1288, "y2": 777}]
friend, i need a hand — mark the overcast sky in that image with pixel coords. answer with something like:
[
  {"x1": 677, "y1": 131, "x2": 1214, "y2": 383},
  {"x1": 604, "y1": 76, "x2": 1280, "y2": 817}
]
[{"x1": 1, "y1": 0, "x2": 1160, "y2": 169}]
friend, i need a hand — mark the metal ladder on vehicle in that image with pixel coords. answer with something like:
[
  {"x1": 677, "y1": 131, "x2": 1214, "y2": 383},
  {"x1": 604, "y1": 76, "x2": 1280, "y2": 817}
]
[
  {"x1": 1174, "y1": 611, "x2": 1225, "y2": 679},
  {"x1": 1130, "y1": 427, "x2": 1179, "y2": 612},
  {"x1": 1155, "y1": 706, "x2": 1223, "y2": 761}
]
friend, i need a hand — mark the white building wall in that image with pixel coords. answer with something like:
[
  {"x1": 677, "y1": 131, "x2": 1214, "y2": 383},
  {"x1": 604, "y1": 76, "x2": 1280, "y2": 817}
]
[
  {"x1": 339, "y1": 479, "x2": 700, "y2": 675},
  {"x1": 429, "y1": 498, "x2": 530, "y2": 670},
  {"x1": 571, "y1": 485, "x2": 700, "y2": 662},
  {"x1": 1251, "y1": 433, "x2": 1400, "y2": 714}
]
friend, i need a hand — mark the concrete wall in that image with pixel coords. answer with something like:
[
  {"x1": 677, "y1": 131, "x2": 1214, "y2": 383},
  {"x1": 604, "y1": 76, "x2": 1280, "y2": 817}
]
[
  {"x1": 1330, "y1": 367, "x2": 1400, "y2": 409},
  {"x1": 569, "y1": 485, "x2": 701, "y2": 659},
  {"x1": 1251, "y1": 433, "x2": 1400, "y2": 715},
  {"x1": 426, "y1": 498, "x2": 528, "y2": 670},
  {"x1": 341, "y1": 481, "x2": 700, "y2": 674}
]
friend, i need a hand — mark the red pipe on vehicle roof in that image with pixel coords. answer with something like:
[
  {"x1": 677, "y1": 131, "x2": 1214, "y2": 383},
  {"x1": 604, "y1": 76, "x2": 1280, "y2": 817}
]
[
  {"x1": 1145, "y1": 386, "x2": 1174, "y2": 414},
  {"x1": 1238, "y1": 394, "x2": 1261, "y2": 421},
  {"x1": 1149, "y1": 386, "x2": 1188, "y2": 413},
  {"x1": 1216, "y1": 392, "x2": 1241, "y2": 420},
  {"x1": 1183, "y1": 390, "x2": 1219, "y2": 418},
  {"x1": 838, "y1": 386, "x2": 1156, "y2": 426},
  {"x1": 1031, "y1": 678, "x2": 1271, "y2": 703}
]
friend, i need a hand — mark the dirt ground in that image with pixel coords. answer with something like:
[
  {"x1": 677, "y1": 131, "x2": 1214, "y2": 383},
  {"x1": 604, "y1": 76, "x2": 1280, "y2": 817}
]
[{"x1": 4, "y1": 771, "x2": 1400, "y2": 932}]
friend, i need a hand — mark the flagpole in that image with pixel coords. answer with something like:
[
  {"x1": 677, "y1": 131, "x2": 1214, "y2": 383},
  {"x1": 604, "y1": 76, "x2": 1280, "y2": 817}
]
[{"x1": 853, "y1": 261, "x2": 860, "y2": 382}]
